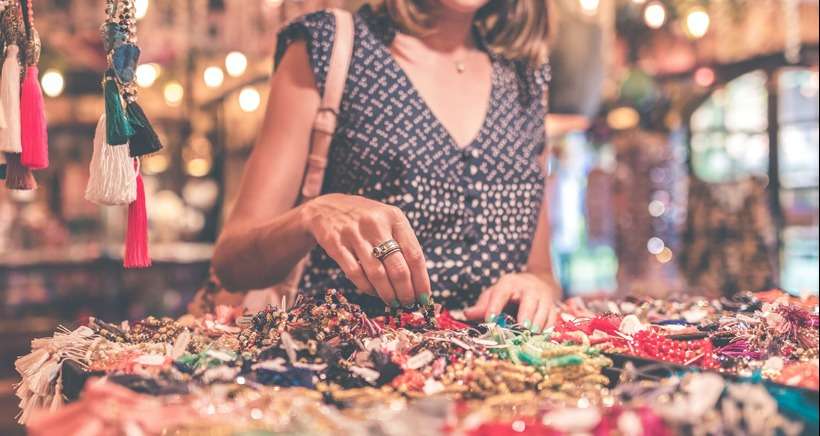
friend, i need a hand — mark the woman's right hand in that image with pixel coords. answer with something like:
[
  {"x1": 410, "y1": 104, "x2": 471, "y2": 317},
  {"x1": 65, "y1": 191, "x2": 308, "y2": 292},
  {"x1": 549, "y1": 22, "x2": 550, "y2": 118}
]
[{"x1": 299, "y1": 194, "x2": 432, "y2": 308}]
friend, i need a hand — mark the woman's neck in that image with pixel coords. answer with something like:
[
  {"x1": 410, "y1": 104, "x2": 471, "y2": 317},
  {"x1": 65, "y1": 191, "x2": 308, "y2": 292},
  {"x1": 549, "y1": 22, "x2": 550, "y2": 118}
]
[{"x1": 419, "y1": 8, "x2": 476, "y2": 54}]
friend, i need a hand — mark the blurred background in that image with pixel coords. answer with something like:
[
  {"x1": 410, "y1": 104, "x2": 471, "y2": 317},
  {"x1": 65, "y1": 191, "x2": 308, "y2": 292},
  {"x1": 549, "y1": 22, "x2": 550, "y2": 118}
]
[{"x1": 0, "y1": 0, "x2": 818, "y2": 430}]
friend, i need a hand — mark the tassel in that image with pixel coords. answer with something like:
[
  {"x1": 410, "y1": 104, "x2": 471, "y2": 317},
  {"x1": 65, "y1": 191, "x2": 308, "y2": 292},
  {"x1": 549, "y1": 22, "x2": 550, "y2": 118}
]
[
  {"x1": 0, "y1": 152, "x2": 6, "y2": 180},
  {"x1": 0, "y1": 45, "x2": 22, "y2": 153},
  {"x1": 125, "y1": 100, "x2": 163, "y2": 156},
  {"x1": 124, "y1": 165, "x2": 151, "y2": 268},
  {"x1": 4, "y1": 152, "x2": 37, "y2": 190},
  {"x1": 20, "y1": 66, "x2": 49, "y2": 169},
  {"x1": 103, "y1": 74, "x2": 133, "y2": 145},
  {"x1": 84, "y1": 115, "x2": 137, "y2": 205}
]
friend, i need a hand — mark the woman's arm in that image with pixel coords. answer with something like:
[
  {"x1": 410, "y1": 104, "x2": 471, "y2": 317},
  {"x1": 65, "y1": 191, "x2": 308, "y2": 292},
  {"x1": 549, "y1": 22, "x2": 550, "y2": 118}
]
[
  {"x1": 212, "y1": 40, "x2": 320, "y2": 291},
  {"x1": 213, "y1": 42, "x2": 432, "y2": 307}
]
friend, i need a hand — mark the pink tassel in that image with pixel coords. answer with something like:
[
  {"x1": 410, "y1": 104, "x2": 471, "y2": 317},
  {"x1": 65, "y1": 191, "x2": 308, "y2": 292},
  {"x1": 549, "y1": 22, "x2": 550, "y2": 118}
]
[
  {"x1": 20, "y1": 66, "x2": 49, "y2": 169},
  {"x1": 124, "y1": 163, "x2": 150, "y2": 268}
]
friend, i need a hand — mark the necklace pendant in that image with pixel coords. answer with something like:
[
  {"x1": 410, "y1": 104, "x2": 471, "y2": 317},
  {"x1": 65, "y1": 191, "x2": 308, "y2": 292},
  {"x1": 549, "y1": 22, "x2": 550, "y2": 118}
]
[{"x1": 455, "y1": 61, "x2": 466, "y2": 74}]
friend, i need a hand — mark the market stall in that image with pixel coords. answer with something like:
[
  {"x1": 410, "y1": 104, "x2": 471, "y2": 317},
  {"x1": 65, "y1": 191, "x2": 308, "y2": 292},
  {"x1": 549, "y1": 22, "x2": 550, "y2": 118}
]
[{"x1": 13, "y1": 288, "x2": 820, "y2": 435}]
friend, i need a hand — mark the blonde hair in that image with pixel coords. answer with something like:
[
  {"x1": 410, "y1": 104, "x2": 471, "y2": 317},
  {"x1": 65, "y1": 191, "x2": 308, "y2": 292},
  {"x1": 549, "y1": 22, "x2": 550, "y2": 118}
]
[{"x1": 378, "y1": 0, "x2": 550, "y2": 67}]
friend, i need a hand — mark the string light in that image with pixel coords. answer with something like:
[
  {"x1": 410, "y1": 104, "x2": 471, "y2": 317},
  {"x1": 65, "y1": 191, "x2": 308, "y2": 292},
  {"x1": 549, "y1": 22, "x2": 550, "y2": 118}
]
[
  {"x1": 579, "y1": 0, "x2": 599, "y2": 15},
  {"x1": 648, "y1": 200, "x2": 666, "y2": 217},
  {"x1": 164, "y1": 81, "x2": 184, "y2": 106},
  {"x1": 684, "y1": 8, "x2": 710, "y2": 39},
  {"x1": 656, "y1": 247, "x2": 674, "y2": 264},
  {"x1": 239, "y1": 87, "x2": 261, "y2": 112},
  {"x1": 225, "y1": 51, "x2": 248, "y2": 77},
  {"x1": 606, "y1": 106, "x2": 640, "y2": 130},
  {"x1": 40, "y1": 69, "x2": 65, "y2": 97},
  {"x1": 647, "y1": 237, "x2": 665, "y2": 255},
  {"x1": 135, "y1": 63, "x2": 160, "y2": 88},
  {"x1": 644, "y1": 1, "x2": 666, "y2": 29},
  {"x1": 135, "y1": 0, "x2": 149, "y2": 20},
  {"x1": 203, "y1": 66, "x2": 225, "y2": 88}
]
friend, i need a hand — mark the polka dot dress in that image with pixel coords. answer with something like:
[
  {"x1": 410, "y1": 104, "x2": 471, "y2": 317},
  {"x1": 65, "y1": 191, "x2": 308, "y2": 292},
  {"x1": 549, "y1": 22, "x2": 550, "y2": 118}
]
[{"x1": 275, "y1": 6, "x2": 550, "y2": 310}]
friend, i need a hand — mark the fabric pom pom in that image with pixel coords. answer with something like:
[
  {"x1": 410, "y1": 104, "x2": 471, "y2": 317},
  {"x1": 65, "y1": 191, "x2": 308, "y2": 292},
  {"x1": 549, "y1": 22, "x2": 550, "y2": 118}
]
[
  {"x1": 0, "y1": 45, "x2": 22, "y2": 153},
  {"x1": 124, "y1": 166, "x2": 151, "y2": 268},
  {"x1": 103, "y1": 74, "x2": 133, "y2": 145},
  {"x1": 85, "y1": 115, "x2": 137, "y2": 205},
  {"x1": 126, "y1": 100, "x2": 163, "y2": 156},
  {"x1": 4, "y1": 152, "x2": 37, "y2": 190},
  {"x1": 20, "y1": 66, "x2": 49, "y2": 169}
]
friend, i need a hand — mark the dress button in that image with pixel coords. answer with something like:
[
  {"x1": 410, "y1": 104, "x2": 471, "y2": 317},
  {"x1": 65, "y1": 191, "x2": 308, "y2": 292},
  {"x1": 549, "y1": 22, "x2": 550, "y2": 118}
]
[{"x1": 471, "y1": 148, "x2": 481, "y2": 159}]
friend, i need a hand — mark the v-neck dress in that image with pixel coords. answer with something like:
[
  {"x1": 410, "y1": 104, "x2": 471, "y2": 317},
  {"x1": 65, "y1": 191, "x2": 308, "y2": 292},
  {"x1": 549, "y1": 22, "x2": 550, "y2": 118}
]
[{"x1": 274, "y1": 6, "x2": 550, "y2": 310}]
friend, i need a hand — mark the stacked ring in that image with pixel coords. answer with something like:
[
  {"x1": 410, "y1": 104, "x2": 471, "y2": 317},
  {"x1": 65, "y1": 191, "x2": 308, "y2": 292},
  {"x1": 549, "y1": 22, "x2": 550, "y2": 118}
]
[{"x1": 372, "y1": 239, "x2": 402, "y2": 261}]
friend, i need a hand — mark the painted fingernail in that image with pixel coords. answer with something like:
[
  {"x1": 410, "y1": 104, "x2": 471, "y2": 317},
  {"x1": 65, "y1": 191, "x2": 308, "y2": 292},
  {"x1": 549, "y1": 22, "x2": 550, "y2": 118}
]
[
  {"x1": 486, "y1": 313, "x2": 497, "y2": 323},
  {"x1": 418, "y1": 294, "x2": 430, "y2": 306},
  {"x1": 522, "y1": 320, "x2": 532, "y2": 330},
  {"x1": 530, "y1": 325, "x2": 541, "y2": 334},
  {"x1": 391, "y1": 299, "x2": 400, "y2": 309}
]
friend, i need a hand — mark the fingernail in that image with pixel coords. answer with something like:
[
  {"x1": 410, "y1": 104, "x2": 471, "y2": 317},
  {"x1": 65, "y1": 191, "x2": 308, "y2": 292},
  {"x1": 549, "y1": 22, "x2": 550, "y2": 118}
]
[
  {"x1": 486, "y1": 313, "x2": 497, "y2": 323},
  {"x1": 530, "y1": 325, "x2": 541, "y2": 334},
  {"x1": 522, "y1": 320, "x2": 532, "y2": 330},
  {"x1": 418, "y1": 294, "x2": 430, "y2": 306},
  {"x1": 391, "y1": 299, "x2": 400, "y2": 309}
]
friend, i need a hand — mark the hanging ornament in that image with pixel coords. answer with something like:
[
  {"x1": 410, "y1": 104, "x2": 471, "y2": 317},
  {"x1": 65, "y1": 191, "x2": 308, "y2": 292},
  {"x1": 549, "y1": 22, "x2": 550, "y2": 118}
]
[
  {"x1": 19, "y1": 0, "x2": 49, "y2": 170},
  {"x1": 90, "y1": 0, "x2": 154, "y2": 268},
  {"x1": 1, "y1": 1, "x2": 36, "y2": 190}
]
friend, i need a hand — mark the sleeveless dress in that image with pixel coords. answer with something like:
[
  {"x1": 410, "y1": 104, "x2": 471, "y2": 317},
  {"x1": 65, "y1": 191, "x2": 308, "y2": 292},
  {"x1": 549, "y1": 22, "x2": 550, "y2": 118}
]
[{"x1": 275, "y1": 5, "x2": 550, "y2": 310}]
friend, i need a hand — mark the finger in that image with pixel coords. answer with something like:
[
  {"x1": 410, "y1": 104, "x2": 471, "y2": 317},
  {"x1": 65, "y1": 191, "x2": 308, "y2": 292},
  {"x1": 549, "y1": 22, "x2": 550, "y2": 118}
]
[
  {"x1": 391, "y1": 215, "x2": 431, "y2": 304},
  {"x1": 327, "y1": 243, "x2": 374, "y2": 296},
  {"x1": 516, "y1": 291, "x2": 538, "y2": 330},
  {"x1": 531, "y1": 297, "x2": 551, "y2": 333},
  {"x1": 350, "y1": 236, "x2": 397, "y2": 307},
  {"x1": 546, "y1": 306, "x2": 559, "y2": 328},
  {"x1": 380, "y1": 250, "x2": 416, "y2": 307},
  {"x1": 485, "y1": 286, "x2": 515, "y2": 323},
  {"x1": 463, "y1": 290, "x2": 492, "y2": 320}
]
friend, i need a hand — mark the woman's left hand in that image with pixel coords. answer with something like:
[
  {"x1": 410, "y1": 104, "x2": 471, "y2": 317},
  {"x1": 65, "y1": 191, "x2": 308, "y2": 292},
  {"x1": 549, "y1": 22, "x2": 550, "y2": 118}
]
[{"x1": 463, "y1": 273, "x2": 560, "y2": 333}]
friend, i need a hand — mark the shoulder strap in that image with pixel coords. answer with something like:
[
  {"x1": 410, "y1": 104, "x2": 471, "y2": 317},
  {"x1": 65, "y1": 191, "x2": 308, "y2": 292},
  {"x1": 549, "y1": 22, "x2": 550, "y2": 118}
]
[{"x1": 301, "y1": 9, "x2": 354, "y2": 199}]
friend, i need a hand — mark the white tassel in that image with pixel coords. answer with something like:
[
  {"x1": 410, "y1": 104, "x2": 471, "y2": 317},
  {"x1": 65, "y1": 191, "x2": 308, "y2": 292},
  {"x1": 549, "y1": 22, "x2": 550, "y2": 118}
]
[
  {"x1": 0, "y1": 44, "x2": 21, "y2": 153},
  {"x1": 85, "y1": 114, "x2": 138, "y2": 205}
]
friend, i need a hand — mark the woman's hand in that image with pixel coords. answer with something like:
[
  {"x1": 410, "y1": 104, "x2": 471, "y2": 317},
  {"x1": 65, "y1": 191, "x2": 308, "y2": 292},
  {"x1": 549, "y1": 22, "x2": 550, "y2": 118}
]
[
  {"x1": 299, "y1": 193, "x2": 432, "y2": 307},
  {"x1": 463, "y1": 273, "x2": 560, "y2": 333}
]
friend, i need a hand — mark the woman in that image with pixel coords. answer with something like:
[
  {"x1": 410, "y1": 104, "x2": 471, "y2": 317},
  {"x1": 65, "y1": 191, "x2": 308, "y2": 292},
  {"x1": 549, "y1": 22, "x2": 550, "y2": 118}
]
[{"x1": 213, "y1": 0, "x2": 561, "y2": 332}]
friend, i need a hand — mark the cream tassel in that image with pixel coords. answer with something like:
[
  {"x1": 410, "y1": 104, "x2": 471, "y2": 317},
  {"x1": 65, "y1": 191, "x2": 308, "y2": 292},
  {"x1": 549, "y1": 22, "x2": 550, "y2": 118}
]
[
  {"x1": 85, "y1": 114, "x2": 137, "y2": 205},
  {"x1": 0, "y1": 44, "x2": 21, "y2": 153}
]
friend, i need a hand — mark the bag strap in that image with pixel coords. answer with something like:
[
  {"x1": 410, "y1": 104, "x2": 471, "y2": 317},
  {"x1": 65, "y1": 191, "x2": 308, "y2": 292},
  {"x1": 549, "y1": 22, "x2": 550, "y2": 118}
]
[{"x1": 301, "y1": 9, "x2": 354, "y2": 199}]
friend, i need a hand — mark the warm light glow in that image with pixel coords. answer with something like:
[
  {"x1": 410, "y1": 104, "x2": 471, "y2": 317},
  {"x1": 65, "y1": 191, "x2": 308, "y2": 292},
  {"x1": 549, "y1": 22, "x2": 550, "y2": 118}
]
[
  {"x1": 135, "y1": 63, "x2": 160, "y2": 88},
  {"x1": 203, "y1": 66, "x2": 225, "y2": 88},
  {"x1": 142, "y1": 153, "x2": 169, "y2": 175},
  {"x1": 685, "y1": 8, "x2": 710, "y2": 39},
  {"x1": 656, "y1": 247, "x2": 674, "y2": 264},
  {"x1": 225, "y1": 51, "x2": 248, "y2": 77},
  {"x1": 606, "y1": 106, "x2": 640, "y2": 130},
  {"x1": 186, "y1": 158, "x2": 212, "y2": 177},
  {"x1": 135, "y1": 0, "x2": 149, "y2": 20},
  {"x1": 644, "y1": 1, "x2": 667, "y2": 29},
  {"x1": 694, "y1": 67, "x2": 716, "y2": 87},
  {"x1": 579, "y1": 0, "x2": 599, "y2": 15},
  {"x1": 238, "y1": 87, "x2": 261, "y2": 112},
  {"x1": 647, "y1": 237, "x2": 665, "y2": 255},
  {"x1": 41, "y1": 69, "x2": 65, "y2": 97},
  {"x1": 264, "y1": 0, "x2": 284, "y2": 8},
  {"x1": 164, "y1": 81, "x2": 184, "y2": 106}
]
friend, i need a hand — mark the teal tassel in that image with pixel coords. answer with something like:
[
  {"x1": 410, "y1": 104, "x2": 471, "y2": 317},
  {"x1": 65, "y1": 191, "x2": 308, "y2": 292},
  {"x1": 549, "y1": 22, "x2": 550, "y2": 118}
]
[
  {"x1": 104, "y1": 75, "x2": 134, "y2": 145},
  {"x1": 0, "y1": 164, "x2": 6, "y2": 180},
  {"x1": 126, "y1": 100, "x2": 163, "y2": 157}
]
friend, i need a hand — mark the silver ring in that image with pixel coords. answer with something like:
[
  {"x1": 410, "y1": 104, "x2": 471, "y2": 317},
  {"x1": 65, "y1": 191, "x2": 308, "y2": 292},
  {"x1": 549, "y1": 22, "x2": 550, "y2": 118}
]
[{"x1": 372, "y1": 239, "x2": 401, "y2": 261}]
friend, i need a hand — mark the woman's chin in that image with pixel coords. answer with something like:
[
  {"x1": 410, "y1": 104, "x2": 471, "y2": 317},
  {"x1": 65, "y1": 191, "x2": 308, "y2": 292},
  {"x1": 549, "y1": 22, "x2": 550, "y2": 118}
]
[{"x1": 437, "y1": 0, "x2": 491, "y2": 15}]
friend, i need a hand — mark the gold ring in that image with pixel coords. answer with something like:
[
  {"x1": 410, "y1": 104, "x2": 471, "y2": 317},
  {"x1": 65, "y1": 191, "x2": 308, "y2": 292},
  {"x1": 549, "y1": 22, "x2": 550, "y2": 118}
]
[{"x1": 372, "y1": 239, "x2": 401, "y2": 261}]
